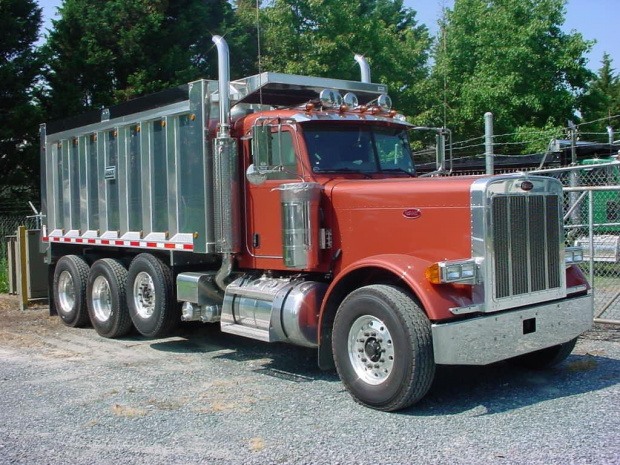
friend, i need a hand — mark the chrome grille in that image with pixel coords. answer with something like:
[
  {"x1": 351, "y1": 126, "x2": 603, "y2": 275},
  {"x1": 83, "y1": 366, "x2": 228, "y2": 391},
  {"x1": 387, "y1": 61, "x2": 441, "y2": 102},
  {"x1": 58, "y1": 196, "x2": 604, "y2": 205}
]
[{"x1": 491, "y1": 194, "x2": 561, "y2": 300}]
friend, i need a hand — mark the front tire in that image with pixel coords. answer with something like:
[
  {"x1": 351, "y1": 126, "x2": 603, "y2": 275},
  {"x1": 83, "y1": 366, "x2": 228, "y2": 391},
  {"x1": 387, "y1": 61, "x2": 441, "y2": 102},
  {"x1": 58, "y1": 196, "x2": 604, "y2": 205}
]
[
  {"x1": 87, "y1": 259, "x2": 133, "y2": 338},
  {"x1": 332, "y1": 285, "x2": 435, "y2": 411},
  {"x1": 127, "y1": 253, "x2": 179, "y2": 338},
  {"x1": 53, "y1": 255, "x2": 90, "y2": 327},
  {"x1": 511, "y1": 338, "x2": 577, "y2": 369}
]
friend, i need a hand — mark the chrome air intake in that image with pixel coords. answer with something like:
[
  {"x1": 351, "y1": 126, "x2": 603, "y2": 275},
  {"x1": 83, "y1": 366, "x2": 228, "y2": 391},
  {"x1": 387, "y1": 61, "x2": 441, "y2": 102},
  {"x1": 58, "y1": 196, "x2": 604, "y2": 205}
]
[{"x1": 278, "y1": 182, "x2": 321, "y2": 269}]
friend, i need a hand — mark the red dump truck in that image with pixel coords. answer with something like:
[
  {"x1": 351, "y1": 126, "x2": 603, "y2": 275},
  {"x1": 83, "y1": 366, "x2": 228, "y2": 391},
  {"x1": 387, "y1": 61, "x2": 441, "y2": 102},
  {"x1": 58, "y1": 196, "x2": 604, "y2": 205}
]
[{"x1": 40, "y1": 36, "x2": 592, "y2": 411}]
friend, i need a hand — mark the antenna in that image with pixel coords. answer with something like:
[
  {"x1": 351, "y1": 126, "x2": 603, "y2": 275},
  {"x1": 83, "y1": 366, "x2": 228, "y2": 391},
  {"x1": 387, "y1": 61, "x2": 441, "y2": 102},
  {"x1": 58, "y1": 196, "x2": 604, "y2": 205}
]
[{"x1": 256, "y1": 0, "x2": 263, "y2": 107}]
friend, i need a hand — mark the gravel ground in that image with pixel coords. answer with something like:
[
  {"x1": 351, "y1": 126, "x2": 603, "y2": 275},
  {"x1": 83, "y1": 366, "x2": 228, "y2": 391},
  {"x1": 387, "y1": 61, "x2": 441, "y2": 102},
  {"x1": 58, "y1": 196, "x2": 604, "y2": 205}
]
[{"x1": 0, "y1": 294, "x2": 619, "y2": 465}]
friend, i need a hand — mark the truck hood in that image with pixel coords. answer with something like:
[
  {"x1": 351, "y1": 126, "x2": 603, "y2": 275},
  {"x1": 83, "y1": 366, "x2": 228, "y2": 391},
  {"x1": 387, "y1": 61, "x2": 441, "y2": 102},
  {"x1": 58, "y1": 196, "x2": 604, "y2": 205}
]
[
  {"x1": 324, "y1": 176, "x2": 480, "y2": 269},
  {"x1": 326, "y1": 176, "x2": 477, "y2": 209}
]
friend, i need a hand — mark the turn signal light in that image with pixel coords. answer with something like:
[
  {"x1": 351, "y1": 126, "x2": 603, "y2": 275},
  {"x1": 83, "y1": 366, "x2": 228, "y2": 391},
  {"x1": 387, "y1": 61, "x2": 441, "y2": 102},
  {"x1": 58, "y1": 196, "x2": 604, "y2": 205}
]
[{"x1": 426, "y1": 263, "x2": 441, "y2": 284}]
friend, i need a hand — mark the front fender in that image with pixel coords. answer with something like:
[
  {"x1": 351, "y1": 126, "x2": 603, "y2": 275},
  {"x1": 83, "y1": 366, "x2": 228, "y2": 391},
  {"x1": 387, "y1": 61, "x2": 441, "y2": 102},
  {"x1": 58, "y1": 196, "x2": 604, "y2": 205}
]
[
  {"x1": 321, "y1": 254, "x2": 474, "y2": 324},
  {"x1": 316, "y1": 254, "x2": 475, "y2": 370}
]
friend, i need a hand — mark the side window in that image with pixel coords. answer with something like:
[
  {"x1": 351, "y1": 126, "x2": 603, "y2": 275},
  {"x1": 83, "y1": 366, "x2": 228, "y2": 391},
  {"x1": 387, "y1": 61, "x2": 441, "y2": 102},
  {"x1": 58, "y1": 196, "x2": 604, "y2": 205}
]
[
  {"x1": 374, "y1": 128, "x2": 414, "y2": 173},
  {"x1": 267, "y1": 131, "x2": 298, "y2": 180}
]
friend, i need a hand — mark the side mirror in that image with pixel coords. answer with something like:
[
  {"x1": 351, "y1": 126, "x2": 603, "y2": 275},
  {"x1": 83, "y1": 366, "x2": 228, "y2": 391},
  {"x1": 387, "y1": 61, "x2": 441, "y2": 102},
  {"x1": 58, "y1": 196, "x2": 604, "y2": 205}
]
[
  {"x1": 252, "y1": 125, "x2": 274, "y2": 171},
  {"x1": 246, "y1": 164, "x2": 267, "y2": 185}
]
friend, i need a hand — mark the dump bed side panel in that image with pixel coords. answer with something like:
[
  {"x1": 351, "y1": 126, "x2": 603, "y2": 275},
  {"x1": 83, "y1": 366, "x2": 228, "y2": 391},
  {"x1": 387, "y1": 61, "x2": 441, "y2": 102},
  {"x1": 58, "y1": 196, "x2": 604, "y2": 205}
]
[{"x1": 41, "y1": 80, "x2": 218, "y2": 255}]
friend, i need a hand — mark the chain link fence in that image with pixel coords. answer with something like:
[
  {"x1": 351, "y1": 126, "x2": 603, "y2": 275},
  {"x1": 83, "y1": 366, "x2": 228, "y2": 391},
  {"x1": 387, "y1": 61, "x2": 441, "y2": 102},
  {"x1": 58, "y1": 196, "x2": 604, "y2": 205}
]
[{"x1": 550, "y1": 163, "x2": 620, "y2": 324}]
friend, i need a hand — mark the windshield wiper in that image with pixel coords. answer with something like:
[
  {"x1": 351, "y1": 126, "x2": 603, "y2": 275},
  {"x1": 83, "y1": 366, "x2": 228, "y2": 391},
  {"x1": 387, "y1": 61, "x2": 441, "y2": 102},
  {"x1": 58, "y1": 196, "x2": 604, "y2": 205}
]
[{"x1": 381, "y1": 168, "x2": 416, "y2": 177}]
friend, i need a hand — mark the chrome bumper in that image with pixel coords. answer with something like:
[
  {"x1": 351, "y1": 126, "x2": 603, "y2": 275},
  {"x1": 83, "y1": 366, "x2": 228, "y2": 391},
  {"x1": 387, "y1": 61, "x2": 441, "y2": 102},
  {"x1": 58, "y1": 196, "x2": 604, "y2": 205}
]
[{"x1": 432, "y1": 294, "x2": 593, "y2": 365}]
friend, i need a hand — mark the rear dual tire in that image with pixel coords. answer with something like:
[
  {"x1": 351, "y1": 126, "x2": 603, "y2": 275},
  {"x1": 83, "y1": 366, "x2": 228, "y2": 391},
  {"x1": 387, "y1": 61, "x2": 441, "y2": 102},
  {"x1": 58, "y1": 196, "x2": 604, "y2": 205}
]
[
  {"x1": 86, "y1": 259, "x2": 133, "y2": 338},
  {"x1": 53, "y1": 255, "x2": 90, "y2": 327},
  {"x1": 127, "y1": 253, "x2": 179, "y2": 338}
]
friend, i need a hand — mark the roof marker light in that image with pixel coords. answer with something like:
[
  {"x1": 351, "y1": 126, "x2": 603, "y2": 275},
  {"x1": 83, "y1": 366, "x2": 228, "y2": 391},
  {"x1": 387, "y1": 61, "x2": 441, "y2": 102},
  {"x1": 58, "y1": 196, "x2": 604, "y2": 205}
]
[
  {"x1": 378, "y1": 94, "x2": 392, "y2": 112},
  {"x1": 343, "y1": 92, "x2": 359, "y2": 108},
  {"x1": 319, "y1": 89, "x2": 343, "y2": 109}
]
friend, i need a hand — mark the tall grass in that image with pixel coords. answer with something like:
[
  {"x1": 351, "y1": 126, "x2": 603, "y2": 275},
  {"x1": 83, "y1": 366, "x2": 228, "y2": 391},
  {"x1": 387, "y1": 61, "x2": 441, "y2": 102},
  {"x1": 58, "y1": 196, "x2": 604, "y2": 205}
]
[{"x1": 0, "y1": 258, "x2": 9, "y2": 294}]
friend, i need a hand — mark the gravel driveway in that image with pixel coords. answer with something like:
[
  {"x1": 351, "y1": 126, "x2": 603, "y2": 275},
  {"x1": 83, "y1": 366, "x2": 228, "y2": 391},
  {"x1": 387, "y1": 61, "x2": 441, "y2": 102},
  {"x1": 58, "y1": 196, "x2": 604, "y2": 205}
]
[{"x1": 0, "y1": 295, "x2": 618, "y2": 465}]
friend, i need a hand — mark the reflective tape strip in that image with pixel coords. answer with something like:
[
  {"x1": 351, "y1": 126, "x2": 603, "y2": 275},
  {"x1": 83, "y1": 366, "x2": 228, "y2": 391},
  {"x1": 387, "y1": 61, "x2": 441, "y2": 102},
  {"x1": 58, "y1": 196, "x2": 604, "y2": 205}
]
[{"x1": 42, "y1": 236, "x2": 194, "y2": 251}]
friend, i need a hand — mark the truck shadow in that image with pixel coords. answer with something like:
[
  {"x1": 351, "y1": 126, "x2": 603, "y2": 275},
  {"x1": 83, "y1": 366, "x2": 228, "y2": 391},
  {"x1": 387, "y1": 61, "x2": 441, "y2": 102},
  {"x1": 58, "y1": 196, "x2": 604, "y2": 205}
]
[
  {"x1": 149, "y1": 325, "x2": 619, "y2": 415},
  {"x1": 149, "y1": 322, "x2": 332, "y2": 381},
  {"x1": 407, "y1": 353, "x2": 620, "y2": 416}
]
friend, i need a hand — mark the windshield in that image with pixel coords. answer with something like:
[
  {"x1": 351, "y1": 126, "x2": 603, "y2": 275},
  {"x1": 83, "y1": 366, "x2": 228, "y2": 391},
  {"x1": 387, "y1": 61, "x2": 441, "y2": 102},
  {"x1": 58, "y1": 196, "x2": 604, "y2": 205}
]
[{"x1": 303, "y1": 124, "x2": 416, "y2": 175}]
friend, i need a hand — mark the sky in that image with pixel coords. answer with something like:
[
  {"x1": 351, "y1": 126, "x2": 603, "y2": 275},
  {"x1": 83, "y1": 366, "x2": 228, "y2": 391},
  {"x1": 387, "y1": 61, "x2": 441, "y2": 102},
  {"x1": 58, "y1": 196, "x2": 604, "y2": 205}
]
[
  {"x1": 403, "y1": 0, "x2": 618, "y2": 72},
  {"x1": 37, "y1": 0, "x2": 617, "y2": 73}
]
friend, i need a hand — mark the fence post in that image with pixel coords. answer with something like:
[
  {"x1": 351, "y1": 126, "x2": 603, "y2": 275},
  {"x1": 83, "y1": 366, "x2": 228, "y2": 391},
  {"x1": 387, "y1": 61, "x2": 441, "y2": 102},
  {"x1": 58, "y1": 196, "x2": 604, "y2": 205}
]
[
  {"x1": 588, "y1": 190, "x2": 594, "y2": 291},
  {"x1": 485, "y1": 112, "x2": 494, "y2": 175},
  {"x1": 567, "y1": 120, "x2": 580, "y2": 224},
  {"x1": 17, "y1": 226, "x2": 29, "y2": 311}
]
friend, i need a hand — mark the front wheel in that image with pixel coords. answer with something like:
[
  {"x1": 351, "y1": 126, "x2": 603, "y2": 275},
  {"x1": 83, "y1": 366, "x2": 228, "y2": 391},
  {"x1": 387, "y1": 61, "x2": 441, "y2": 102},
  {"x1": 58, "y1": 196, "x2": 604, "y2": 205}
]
[{"x1": 332, "y1": 285, "x2": 435, "y2": 411}]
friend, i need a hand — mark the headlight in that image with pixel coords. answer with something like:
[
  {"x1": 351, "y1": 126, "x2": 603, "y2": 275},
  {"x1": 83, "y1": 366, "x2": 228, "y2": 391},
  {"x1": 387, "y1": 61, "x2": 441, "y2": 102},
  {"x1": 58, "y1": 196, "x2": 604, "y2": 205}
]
[
  {"x1": 565, "y1": 246, "x2": 584, "y2": 265},
  {"x1": 426, "y1": 259, "x2": 478, "y2": 285}
]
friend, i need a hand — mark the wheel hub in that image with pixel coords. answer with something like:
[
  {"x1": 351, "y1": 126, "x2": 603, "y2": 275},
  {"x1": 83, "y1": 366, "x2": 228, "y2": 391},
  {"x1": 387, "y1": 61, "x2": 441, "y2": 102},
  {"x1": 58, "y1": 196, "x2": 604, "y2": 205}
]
[
  {"x1": 364, "y1": 338, "x2": 382, "y2": 362},
  {"x1": 133, "y1": 272, "x2": 156, "y2": 318},
  {"x1": 348, "y1": 315, "x2": 395, "y2": 385},
  {"x1": 92, "y1": 275, "x2": 112, "y2": 322},
  {"x1": 57, "y1": 271, "x2": 76, "y2": 314}
]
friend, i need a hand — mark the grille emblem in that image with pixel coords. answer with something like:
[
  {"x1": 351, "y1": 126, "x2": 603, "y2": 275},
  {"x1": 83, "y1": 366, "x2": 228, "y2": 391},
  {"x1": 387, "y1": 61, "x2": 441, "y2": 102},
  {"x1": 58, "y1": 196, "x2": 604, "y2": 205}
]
[
  {"x1": 521, "y1": 181, "x2": 534, "y2": 191},
  {"x1": 403, "y1": 208, "x2": 422, "y2": 219}
]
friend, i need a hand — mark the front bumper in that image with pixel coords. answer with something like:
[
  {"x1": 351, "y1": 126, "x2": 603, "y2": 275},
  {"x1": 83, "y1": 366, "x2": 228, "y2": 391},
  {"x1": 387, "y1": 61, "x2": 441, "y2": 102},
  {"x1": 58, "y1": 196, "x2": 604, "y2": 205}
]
[{"x1": 432, "y1": 294, "x2": 593, "y2": 365}]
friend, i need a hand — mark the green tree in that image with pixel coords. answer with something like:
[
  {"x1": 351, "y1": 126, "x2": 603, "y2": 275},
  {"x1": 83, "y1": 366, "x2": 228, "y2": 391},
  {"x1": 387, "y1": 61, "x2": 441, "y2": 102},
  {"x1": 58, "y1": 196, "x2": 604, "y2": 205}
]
[
  {"x1": 430, "y1": 0, "x2": 593, "y2": 141},
  {"x1": 0, "y1": 0, "x2": 42, "y2": 201},
  {"x1": 42, "y1": 0, "x2": 236, "y2": 120},
  {"x1": 580, "y1": 53, "x2": 620, "y2": 135},
  {"x1": 258, "y1": 0, "x2": 431, "y2": 115},
  {"x1": 229, "y1": 0, "x2": 261, "y2": 77}
]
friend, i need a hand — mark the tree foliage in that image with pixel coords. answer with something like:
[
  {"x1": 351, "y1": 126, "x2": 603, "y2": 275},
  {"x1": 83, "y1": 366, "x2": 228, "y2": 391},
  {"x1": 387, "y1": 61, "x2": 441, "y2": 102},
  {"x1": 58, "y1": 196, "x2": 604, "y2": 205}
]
[
  {"x1": 580, "y1": 53, "x2": 620, "y2": 135},
  {"x1": 430, "y1": 0, "x2": 594, "y2": 140},
  {"x1": 256, "y1": 0, "x2": 431, "y2": 114},
  {"x1": 0, "y1": 0, "x2": 42, "y2": 200},
  {"x1": 42, "y1": 0, "x2": 236, "y2": 119}
]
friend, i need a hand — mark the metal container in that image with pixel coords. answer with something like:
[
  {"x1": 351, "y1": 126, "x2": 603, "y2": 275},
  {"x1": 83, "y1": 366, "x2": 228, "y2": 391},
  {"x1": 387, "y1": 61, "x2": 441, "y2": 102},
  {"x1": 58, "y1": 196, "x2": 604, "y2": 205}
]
[{"x1": 279, "y1": 182, "x2": 321, "y2": 269}]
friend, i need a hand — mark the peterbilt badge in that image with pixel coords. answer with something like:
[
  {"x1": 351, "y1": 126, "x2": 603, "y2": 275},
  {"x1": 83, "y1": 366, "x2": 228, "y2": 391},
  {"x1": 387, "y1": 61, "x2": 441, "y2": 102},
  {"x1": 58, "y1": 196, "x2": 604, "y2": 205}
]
[{"x1": 403, "y1": 208, "x2": 422, "y2": 219}]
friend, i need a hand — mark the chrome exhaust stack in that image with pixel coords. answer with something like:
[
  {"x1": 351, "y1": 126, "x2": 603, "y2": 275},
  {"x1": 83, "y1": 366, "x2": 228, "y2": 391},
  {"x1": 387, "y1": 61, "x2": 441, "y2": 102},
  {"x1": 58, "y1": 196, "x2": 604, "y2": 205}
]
[
  {"x1": 212, "y1": 35, "x2": 239, "y2": 290},
  {"x1": 212, "y1": 35, "x2": 231, "y2": 138},
  {"x1": 354, "y1": 54, "x2": 371, "y2": 83}
]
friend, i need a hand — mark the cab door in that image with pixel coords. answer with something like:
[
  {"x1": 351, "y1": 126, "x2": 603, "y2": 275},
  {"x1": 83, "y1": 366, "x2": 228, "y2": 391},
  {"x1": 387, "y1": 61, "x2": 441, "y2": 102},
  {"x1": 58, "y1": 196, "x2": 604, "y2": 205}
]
[{"x1": 244, "y1": 127, "x2": 302, "y2": 266}]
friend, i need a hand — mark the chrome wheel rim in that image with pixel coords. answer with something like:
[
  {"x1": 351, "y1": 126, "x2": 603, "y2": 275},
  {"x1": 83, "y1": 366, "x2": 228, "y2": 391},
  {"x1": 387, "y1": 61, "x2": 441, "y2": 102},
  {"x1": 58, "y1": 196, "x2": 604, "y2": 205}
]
[
  {"x1": 92, "y1": 275, "x2": 112, "y2": 322},
  {"x1": 57, "y1": 271, "x2": 76, "y2": 314},
  {"x1": 133, "y1": 271, "x2": 155, "y2": 318},
  {"x1": 348, "y1": 315, "x2": 395, "y2": 385}
]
